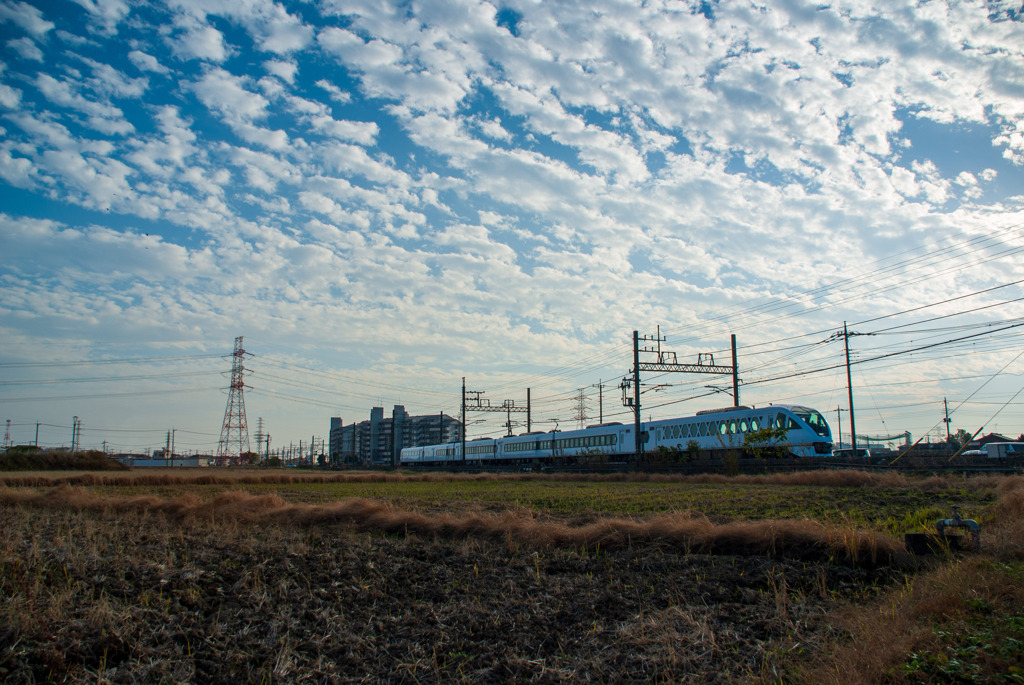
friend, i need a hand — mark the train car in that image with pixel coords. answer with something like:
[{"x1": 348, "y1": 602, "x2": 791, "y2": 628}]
[
  {"x1": 400, "y1": 438, "x2": 497, "y2": 466},
  {"x1": 645, "y1": 404, "x2": 832, "y2": 457},
  {"x1": 465, "y1": 438, "x2": 498, "y2": 463},
  {"x1": 498, "y1": 423, "x2": 632, "y2": 463},
  {"x1": 400, "y1": 441, "x2": 460, "y2": 465}
]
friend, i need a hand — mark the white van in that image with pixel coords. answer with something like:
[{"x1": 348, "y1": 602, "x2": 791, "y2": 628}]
[
  {"x1": 985, "y1": 442, "x2": 1024, "y2": 460},
  {"x1": 833, "y1": 448, "x2": 870, "y2": 458}
]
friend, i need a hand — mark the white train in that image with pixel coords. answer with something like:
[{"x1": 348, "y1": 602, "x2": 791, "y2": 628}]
[{"x1": 399, "y1": 404, "x2": 833, "y2": 466}]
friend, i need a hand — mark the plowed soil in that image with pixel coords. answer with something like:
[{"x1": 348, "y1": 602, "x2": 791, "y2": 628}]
[{"x1": 0, "y1": 497, "x2": 905, "y2": 683}]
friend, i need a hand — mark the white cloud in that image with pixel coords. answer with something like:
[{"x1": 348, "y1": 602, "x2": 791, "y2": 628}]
[
  {"x1": 318, "y1": 27, "x2": 402, "y2": 69},
  {"x1": 0, "y1": 1, "x2": 55, "y2": 38},
  {"x1": 316, "y1": 79, "x2": 351, "y2": 104},
  {"x1": 170, "y1": 16, "x2": 228, "y2": 62},
  {"x1": 7, "y1": 36, "x2": 42, "y2": 61},
  {"x1": 128, "y1": 49, "x2": 169, "y2": 74},
  {"x1": 0, "y1": 143, "x2": 33, "y2": 185},
  {"x1": 263, "y1": 59, "x2": 297, "y2": 83},
  {"x1": 474, "y1": 117, "x2": 511, "y2": 143},
  {"x1": 69, "y1": 0, "x2": 129, "y2": 35},
  {"x1": 308, "y1": 114, "x2": 378, "y2": 145},
  {"x1": 0, "y1": 80, "x2": 20, "y2": 108},
  {"x1": 34, "y1": 73, "x2": 133, "y2": 134},
  {"x1": 82, "y1": 58, "x2": 148, "y2": 97},
  {"x1": 193, "y1": 68, "x2": 267, "y2": 120},
  {"x1": 256, "y1": 5, "x2": 313, "y2": 54}
]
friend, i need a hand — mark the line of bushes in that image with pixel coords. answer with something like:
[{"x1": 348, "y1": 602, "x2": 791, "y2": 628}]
[{"x1": 0, "y1": 446, "x2": 128, "y2": 471}]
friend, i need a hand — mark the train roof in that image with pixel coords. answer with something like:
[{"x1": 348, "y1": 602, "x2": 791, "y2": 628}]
[{"x1": 694, "y1": 405, "x2": 752, "y2": 416}]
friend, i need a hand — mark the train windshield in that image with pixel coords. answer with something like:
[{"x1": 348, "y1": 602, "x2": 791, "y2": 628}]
[{"x1": 792, "y1": 408, "x2": 831, "y2": 437}]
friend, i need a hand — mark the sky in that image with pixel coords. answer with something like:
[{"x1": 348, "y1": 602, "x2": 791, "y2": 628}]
[{"x1": 1, "y1": 0, "x2": 1024, "y2": 456}]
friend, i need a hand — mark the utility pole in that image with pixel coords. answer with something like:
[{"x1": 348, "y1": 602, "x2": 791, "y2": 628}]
[
  {"x1": 943, "y1": 398, "x2": 952, "y2": 443},
  {"x1": 461, "y1": 377, "x2": 466, "y2": 464},
  {"x1": 835, "y1": 406, "x2": 847, "y2": 448},
  {"x1": 843, "y1": 322, "x2": 857, "y2": 455},
  {"x1": 527, "y1": 388, "x2": 531, "y2": 432},
  {"x1": 731, "y1": 334, "x2": 739, "y2": 405},
  {"x1": 598, "y1": 380, "x2": 604, "y2": 424},
  {"x1": 633, "y1": 330, "x2": 641, "y2": 458},
  {"x1": 71, "y1": 416, "x2": 80, "y2": 454}
]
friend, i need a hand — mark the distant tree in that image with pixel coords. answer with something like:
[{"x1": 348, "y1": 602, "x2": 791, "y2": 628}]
[
  {"x1": 948, "y1": 429, "x2": 972, "y2": 449},
  {"x1": 743, "y1": 425, "x2": 790, "y2": 459},
  {"x1": 580, "y1": 447, "x2": 609, "y2": 467},
  {"x1": 685, "y1": 440, "x2": 701, "y2": 462}
]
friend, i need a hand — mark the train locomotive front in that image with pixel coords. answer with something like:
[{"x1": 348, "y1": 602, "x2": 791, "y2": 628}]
[{"x1": 645, "y1": 404, "x2": 832, "y2": 458}]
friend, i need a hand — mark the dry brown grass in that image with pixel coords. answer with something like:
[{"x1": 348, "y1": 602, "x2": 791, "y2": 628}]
[
  {"x1": 0, "y1": 467, "x2": 993, "y2": 492},
  {"x1": 0, "y1": 483, "x2": 904, "y2": 567}
]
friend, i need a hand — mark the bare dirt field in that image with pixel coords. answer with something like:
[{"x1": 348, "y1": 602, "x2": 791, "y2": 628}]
[{"x1": 1, "y1": 471, "x2": 1022, "y2": 683}]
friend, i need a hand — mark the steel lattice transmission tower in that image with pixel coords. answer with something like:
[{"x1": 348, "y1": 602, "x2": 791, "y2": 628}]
[
  {"x1": 217, "y1": 336, "x2": 252, "y2": 464},
  {"x1": 573, "y1": 389, "x2": 589, "y2": 429}
]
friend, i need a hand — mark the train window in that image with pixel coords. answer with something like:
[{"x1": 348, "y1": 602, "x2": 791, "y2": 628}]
[
  {"x1": 792, "y1": 408, "x2": 831, "y2": 437},
  {"x1": 729, "y1": 420, "x2": 737, "y2": 434},
  {"x1": 719, "y1": 422, "x2": 727, "y2": 435},
  {"x1": 740, "y1": 420, "x2": 748, "y2": 432},
  {"x1": 750, "y1": 418, "x2": 759, "y2": 431}
]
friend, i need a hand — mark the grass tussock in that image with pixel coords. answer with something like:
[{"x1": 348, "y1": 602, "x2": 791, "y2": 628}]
[{"x1": 0, "y1": 484, "x2": 903, "y2": 566}]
